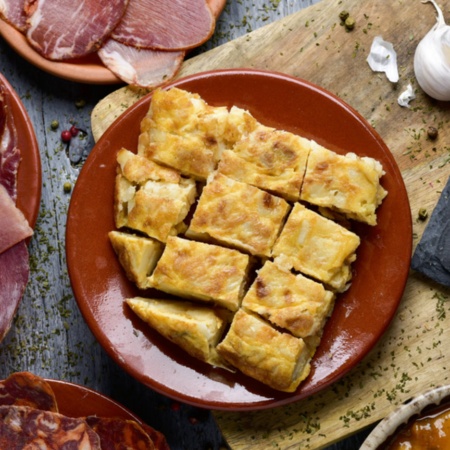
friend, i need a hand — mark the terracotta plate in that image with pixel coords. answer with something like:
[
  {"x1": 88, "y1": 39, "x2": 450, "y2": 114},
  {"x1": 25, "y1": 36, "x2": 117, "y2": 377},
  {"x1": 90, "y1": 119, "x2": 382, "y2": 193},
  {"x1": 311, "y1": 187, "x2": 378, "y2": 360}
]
[
  {"x1": 0, "y1": 73, "x2": 41, "y2": 229},
  {"x1": 0, "y1": 0, "x2": 226, "y2": 85},
  {"x1": 66, "y1": 69, "x2": 412, "y2": 411},
  {"x1": 47, "y1": 379, "x2": 142, "y2": 421}
]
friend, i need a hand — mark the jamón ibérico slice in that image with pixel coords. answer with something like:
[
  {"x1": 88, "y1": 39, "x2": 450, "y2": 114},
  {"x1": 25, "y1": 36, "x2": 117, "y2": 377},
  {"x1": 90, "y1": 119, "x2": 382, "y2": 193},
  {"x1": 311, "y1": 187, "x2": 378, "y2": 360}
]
[
  {"x1": 112, "y1": 0, "x2": 215, "y2": 50},
  {"x1": 0, "y1": 242, "x2": 30, "y2": 342},
  {"x1": 0, "y1": 83, "x2": 20, "y2": 201},
  {"x1": 0, "y1": 0, "x2": 28, "y2": 32},
  {"x1": 98, "y1": 38, "x2": 184, "y2": 88},
  {"x1": 26, "y1": 0, "x2": 129, "y2": 60},
  {"x1": 0, "y1": 185, "x2": 33, "y2": 254},
  {"x1": 0, "y1": 372, "x2": 58, "y2": 412},
  {"x1": 0, "y1": 405, "x2": 102, "y2": 449}
]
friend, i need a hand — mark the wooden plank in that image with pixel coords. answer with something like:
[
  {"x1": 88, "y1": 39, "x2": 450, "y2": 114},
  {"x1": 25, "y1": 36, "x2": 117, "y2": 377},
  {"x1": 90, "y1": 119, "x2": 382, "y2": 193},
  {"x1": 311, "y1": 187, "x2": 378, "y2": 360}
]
[{"x1": 90, "y1": 0, "x2": 450, "y2": 448}]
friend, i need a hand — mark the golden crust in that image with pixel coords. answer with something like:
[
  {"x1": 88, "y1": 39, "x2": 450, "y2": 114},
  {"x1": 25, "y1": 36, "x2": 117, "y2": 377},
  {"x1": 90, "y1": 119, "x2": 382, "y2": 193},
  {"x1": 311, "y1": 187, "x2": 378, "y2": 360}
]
[
  {"x1": 137, "y1": 88, "x2": 260, "y2": 180},
  {"x1": 242, "y1": 261, "x2": 335, "y2": 338},
  {"x1": 300, "y1": 141, "x2": 387, "y2": 225},
  {"x1": 149, "y1": 237, "x2": 250, "y2": 311},
  {"x1": 272, "y1": 203, "x2": 360, "y2": 292},
  {"x1": 217, "y1": 128, "x2": 311, "y2": 201},
  {"x1": 186, "y1": 173, "x2": 290, "y2": 257},
  {"x1": 116, "y1": 147, "x2": 181, "y2": 184},
  {"x1": 108, "y1": 231, "x2": 163, "y2": 290},
  {"x1": 126, "y1": 297, "x2": 230, "y2": 369},
  {"x1": 216, "y1": 309, "x2": 312, "y2": 392}
]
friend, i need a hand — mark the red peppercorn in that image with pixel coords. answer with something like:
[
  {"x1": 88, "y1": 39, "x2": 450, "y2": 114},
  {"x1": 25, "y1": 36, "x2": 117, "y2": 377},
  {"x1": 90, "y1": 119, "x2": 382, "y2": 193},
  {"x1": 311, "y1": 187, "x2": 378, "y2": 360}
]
[
  {"x1": 61, "y1": 130, "x2": 72, "y2": 142},
  {"x1": 70, "y1": 125, "x2": 79, "y2": 137}
]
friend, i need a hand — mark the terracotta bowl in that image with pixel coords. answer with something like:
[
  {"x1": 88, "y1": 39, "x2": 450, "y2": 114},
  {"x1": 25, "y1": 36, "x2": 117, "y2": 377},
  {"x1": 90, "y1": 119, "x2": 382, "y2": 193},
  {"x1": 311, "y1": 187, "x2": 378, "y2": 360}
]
[{"x1": 361, "y1": 385, "x2": 450, "y2": 449}]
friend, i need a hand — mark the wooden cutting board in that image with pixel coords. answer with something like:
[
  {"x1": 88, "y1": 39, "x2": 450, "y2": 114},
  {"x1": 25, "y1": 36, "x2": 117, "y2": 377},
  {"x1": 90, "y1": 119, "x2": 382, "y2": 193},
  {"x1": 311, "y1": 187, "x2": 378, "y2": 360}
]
[{"x1": 91, "y1": 0, "x2": 450, "y2": 448}]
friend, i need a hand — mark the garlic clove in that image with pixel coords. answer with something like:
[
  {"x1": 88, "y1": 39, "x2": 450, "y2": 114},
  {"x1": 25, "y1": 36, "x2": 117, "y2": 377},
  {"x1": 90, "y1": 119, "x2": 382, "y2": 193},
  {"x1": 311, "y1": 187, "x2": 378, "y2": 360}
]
[
  {"x1": 398, "y1": 83, "x2": 416, "y2": 107},
  {"x1": 367, "y1": 36, "x2": 399, "y2": 83},
  {"x1": 414, "y1": 0, "x2": 450, "y2": 101}
]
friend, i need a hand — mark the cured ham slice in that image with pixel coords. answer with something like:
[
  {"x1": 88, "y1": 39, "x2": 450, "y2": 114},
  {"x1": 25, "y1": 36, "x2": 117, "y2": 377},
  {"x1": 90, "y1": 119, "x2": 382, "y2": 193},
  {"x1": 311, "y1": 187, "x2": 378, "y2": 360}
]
[
  {"x1": 98, "y1": 39, "x2": 184, "y2": 88},
  {"x1": 0, "y1": 405, "x2": 102, "y2": 449},
  {"x1": 0, "y1": 83, "x2": 20, "y2": 200},
  {"x1": 112, "y1": 0, "x2": 215, "y2": 50},
  {"x1": 26, "y1": 0, "x2": 129, "y2": 60},
  {"x1": 0, "y1": 76, "x2": 31, "y2": 343},
  {"x1": 0, "y1": 185, "x2": 33, "y2": 254},
  {"x1": 0, "y1": 0, "x2": 28, "y2": 32},
  {"x1": 0, "y1": 372, "x2": 58, "y2": 412},
  {"x1": 0, "y1": 242, "x2": 30, "y2": 342}
]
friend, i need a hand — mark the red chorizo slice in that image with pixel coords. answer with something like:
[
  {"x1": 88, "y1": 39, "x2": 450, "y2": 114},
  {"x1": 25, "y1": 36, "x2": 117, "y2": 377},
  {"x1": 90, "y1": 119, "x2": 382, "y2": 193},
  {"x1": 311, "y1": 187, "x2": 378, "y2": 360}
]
[
  {"x1": 98, "y1": 38, "x2": 184, "y2": 88},
  {"x1": 112, "y1": 0, "x2": 215, "y2": 51},
  {"x1": 0, "y1": 405, "x2": 102, "y2": 449},
  {"x1": 0, "y1": 372, "x2": 58, "y2": 412},
  {"x1": 86, "y1": 416, "x2": 156, "y2": 449},
  {"x1": 26, "y1": 0, "x2": 129, "y2": 60}
]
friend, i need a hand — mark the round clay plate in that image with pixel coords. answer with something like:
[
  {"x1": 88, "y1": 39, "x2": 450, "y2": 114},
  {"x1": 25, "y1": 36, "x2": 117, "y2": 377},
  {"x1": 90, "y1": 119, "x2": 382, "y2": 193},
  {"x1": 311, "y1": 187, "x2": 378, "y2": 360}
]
[
  {"x1": 66, "y1": 69, "x2": 412, "y2": 411},
  {"x1": 0, "y1": 0, "x2": 226, "y2": 85},
  {"x1": 46, "y1": 379, "x2": 142, "y2": 421},
  {"x1": 0, "y1": 73, "x2": 41, "y2": 228}
]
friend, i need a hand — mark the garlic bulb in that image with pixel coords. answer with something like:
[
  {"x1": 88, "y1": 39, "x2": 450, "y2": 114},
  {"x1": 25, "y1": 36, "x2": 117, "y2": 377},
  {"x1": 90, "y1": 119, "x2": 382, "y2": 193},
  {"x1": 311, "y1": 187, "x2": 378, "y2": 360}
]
[{"x1": 414, "y1": 0, "x2": 450, "y2": 101}]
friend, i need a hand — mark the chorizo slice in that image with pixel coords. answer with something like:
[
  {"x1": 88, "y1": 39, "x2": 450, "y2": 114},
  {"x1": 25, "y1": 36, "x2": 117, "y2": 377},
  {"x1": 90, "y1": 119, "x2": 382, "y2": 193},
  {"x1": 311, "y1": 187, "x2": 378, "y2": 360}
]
[
  {"x1": 0, "y1": 372, "x2": 58, "y2": 412},
  {"x1": 98, "y1": 38, "x2": 184, "y2": 88},
  {"x1": 0, "y1": 405, "x2": 102, "y2": 449},
  {"x1": 112, "y1": 0, "x2": 215, "y2": 51},
  {"x1": 26, "y1": 0, "x2": 129, "y2": 60},
  {"x1": 86, "y1": 416, "x2": 156, "y2": 449}
]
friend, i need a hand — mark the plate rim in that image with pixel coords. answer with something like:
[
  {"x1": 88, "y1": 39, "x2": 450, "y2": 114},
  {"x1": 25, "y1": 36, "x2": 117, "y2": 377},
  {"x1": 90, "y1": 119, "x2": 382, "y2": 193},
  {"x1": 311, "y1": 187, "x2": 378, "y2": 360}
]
[{"x1": 67, "y1": 68, "x2": 412, "y2": 411}]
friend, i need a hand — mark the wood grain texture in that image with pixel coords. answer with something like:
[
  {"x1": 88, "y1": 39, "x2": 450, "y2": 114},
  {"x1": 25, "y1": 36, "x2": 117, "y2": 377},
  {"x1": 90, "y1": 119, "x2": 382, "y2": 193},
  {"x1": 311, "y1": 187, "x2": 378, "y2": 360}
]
[{"x1": 90, "y1": 0, "x2": 450, "y2": 448}]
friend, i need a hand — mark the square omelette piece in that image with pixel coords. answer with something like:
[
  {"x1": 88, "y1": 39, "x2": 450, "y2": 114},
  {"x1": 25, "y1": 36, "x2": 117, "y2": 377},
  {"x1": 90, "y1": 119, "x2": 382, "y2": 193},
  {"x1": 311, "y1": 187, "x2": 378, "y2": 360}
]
[
  {"x1": 113, "y1": 148, "x2": 197, "y2": 243},
  {"x1": 217, "y1": 128, "x2": 311, "y2": 201},
  {"x1": 216, "y1": 308, "x2": 312, "y2": 392},
  {"x1": 300, "y1": 141, "x2": 387, "y2": 225},
  {"x1": 272, "y1": 203, "x2": 361, "y2": 292},
  {"x1": 137, "y1": 87, "x2": 259, "y2": 180},
  {"x1": 186, "y1": 173, "x2": 290, "y2": 257},
  {"x1": 149, "y1": 236, "x2": 250, "y2": 311},
  {"x1": 242, "y1": 261, "x2": 335, "y2": 339}
]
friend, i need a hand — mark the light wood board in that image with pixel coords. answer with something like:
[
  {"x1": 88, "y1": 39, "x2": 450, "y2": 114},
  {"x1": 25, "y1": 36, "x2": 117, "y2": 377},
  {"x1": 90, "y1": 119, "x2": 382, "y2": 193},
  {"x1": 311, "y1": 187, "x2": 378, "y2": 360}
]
[{"x1": 91, "y1": 0, "x2": 450, "y2": 448}]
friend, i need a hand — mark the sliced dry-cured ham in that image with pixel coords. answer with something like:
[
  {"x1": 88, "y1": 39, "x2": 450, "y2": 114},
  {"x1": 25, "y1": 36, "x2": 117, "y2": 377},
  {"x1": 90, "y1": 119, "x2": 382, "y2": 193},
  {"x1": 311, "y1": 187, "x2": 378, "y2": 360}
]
[
  {"x1": 0, "y1": 82, "x2": 20, "y2": 200},
  {"x1": 0, "y1": 372, "x2": 58, "y2": 412},
  {"x1": 98, "y1": 39, "x2": 184, "y2": 88},
  {"x1": 0, "y1": 0, "x2": 28, "y2": 32},
  {"x1": 0, "y1": 185, "x2": 33, "y2": 254},
  {"x1": 26, "y1": 0, "x2": 129, "y2": 60},
  {"x1": 0, "y1": 242, "x2": 29, "y2": 342},
  {"x1": 112, "y1": 0, "x2": 215, "y2": 51},
  {"x1": 0, "y1": 76, "x2": 31, "y2": 344},
  {"x1": 0, "y1": 405, "x2": 102, "y2": 449}
]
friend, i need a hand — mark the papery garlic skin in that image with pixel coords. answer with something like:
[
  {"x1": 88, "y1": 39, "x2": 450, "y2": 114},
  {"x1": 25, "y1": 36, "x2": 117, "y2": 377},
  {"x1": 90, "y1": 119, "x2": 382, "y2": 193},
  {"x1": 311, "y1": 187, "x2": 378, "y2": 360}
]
[{"x1": 414, "y1": 0, "x2": 450, "y2": 101}]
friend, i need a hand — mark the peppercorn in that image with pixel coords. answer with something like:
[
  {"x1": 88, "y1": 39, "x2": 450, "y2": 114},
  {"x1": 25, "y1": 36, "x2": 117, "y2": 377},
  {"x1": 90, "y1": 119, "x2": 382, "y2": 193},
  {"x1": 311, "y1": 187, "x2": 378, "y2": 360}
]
[
  {"x1": 61, "y1": 130, "x2": 72, "y2": 142},
  {"x1": 418, "y1": 208, "x2": 428, "y2": 221},
  {"x1": 63, "y1": 182, "x2": 72, "y2": 193},
  {"x1": 427, "y1": 126, "x2": 438, "y2": 140},
  {"x1": 339, "y1": 10, "x2": 349, "y2": 22},
  {"x1": 344, "y1": 16, "x2": 356, "y2": 31},
  {"x1": 50, "y1": 120, "x2": 59, "y2": 130}
]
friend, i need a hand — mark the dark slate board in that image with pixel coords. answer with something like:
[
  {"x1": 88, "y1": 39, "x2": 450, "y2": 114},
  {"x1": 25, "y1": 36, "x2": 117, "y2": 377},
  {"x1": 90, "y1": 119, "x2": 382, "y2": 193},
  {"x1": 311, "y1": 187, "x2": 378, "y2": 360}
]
[{"x1": 411, "y1": 176, "x2": 450, "y2": 287}]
